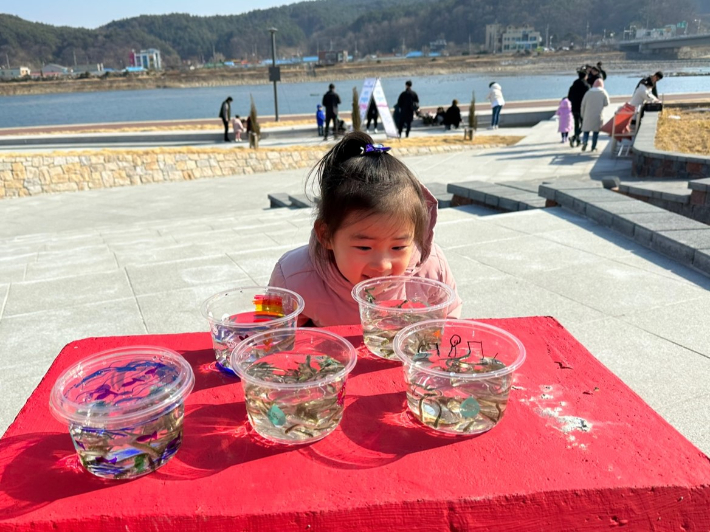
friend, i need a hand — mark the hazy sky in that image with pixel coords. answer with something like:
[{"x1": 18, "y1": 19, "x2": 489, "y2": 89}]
[{"x1": 3, "y1": 1, "x2": 296, "y2": 29}]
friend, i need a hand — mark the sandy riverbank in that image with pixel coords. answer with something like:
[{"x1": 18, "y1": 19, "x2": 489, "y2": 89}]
[{"x1": 2, "y1": 51, "x2": 709, "y2": 98}]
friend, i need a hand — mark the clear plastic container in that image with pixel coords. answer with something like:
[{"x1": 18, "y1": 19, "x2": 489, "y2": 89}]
[
  {"x1": 352, "y1": 276, "x2": 456, "y2": 360},
  {"x1": 201, "y1": 286, "x2": 305, "y2": 375},
  {"x1": 231, "y1": 328, "x2": 357, "y2": 445},
  {"x1": 393, "y1": 319, "x2": 526, "y2": 435},
  {"x1": 49, "y1": 346, "x2": 195, "y2": 479}
]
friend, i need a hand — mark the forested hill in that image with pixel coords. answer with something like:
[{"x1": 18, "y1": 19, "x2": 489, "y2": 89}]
[{"x1": 0, "y1": 0, "x2": 704, "y2": 68}]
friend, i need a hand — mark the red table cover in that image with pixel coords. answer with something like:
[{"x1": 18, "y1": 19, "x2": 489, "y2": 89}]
[{"x1": 1, "y1": 317, "x2": 709, "y2": 531}]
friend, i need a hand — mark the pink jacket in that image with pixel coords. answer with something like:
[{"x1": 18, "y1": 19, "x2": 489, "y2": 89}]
[
  {"x1": 269, "y1": 187, "x2": 463, "y2": 327},
  {"x1": 556, "y1": 98, "x2": 573, "y2": 133}
]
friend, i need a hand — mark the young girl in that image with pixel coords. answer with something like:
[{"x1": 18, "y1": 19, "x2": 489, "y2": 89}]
[
  {"x1": 232, "y1": 115, "x2": 245, "y2": 142},
  {"x1": 556, "y1": 97, "x2": 572, "y2": 143},
  {"x1": 269, "y1": 131, "x2": 462, "y2": 327}
]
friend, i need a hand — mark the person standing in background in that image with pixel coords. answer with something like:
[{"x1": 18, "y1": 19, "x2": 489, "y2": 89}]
[
  {"x1": 365, "y1": 96, "x2": 379, "y2": 133},
  {"x1": 580, "y1": 78, "x2": 610, "y2": 152},
  {"x1": 396, "y1": 80, "x2": 419, "y2": 138},
  {"x1": 218, "y1": 96, "x2": 233, "y2": 142},
  {"x1": 316, "y1": 105, "x2": 326, "y2": 137},
  {"x1": 487, "y1": 82, "x2": 504, "y2": 129},
  {"x1": 555, "y1": 97, "x2": 573, "y2": 143},
  {"x1": 567, "y1": 70, "x2": 590, "y2": 147},
  {"x1": 322, "y1": 84, "x2": 341, "y2": 141},
  {"x1": 637, "y1": 71, "x2": 664, "y2": 98},
  {"x1": 232, "y1": 114, "x2": 244, "y2": 142}
]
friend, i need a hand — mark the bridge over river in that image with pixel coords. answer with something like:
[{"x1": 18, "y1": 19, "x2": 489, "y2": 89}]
[{"x1": 619, "y1": 33, "x2": 710, "y2": 57}]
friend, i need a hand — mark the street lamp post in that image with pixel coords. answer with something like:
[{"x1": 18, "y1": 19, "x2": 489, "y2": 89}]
[{"x1": 268, "y1": 27, "x2": 279, "y2": 122}]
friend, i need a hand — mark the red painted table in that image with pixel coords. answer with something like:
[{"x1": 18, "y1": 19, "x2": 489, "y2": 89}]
[{"x1": 1, "y1": 317, "x2": 709, "y2": 531}]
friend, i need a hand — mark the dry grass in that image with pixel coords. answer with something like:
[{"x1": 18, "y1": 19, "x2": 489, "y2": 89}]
[
  {"x1": 0, "y1": 134, "x2": 522, "y2": 158},
  {"x1": 656, "y1": 108, "x2": 710, "y2": 156}
]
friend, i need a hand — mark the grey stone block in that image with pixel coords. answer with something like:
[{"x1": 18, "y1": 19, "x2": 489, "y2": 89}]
[
  {"x1": 620, "y1": 212, "x2": 708, "y2": 233},
  {"x1": 596, "y1": 200, "x2": 664, "y2": 215},
  {"x1": 268, "y1": 193, "x2": 291, "y2": 208},
  {"x1": 651, "y1": 229, "x2": 710, "y2": 265},
  {"x1": 585, "y1": 204, "x2": 614, "y2": 227},
  {"x1": 560, "y1": 189, "x2": 632, "y2": 203},
  {"x1": 610, "y1": 216, "x2": 636, "y2": 237},
  {"x1": 288, "y1": 194, "x2": 314, "y2": 209},
  {"x1": 471, "y1": 189, "x2": 488, "y2": 203},
  {"x1": 602, "y1": 177, "x2": 621, "y2": 189},
  {"x1": 634, "y1": 225, "x2": 653, "y2": 245},
  {"x1": 484, "y1": 193, "x2": 500, "y2": 207},
  {"x1": 537, "y1": 183, "x2": 557, "y2": 201},
  {"x1": 498, "y1": 197, "x2": 520, "y2": 211},
  {"x1": 660, "y1": 191, "x2": 691, "y2": 204},
  {"x1": 693, "y1": 249, "x2": 710, "y2": 275}
]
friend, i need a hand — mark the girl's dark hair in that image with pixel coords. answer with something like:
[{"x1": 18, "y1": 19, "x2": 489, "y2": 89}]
[{"x1": 307, "y1": 131, "x2": 430, "y2": 276}]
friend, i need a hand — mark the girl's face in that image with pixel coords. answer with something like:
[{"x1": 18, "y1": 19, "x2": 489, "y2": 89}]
[{"x1": 321, "y1": 211, "x2": 416, "y2": 286}]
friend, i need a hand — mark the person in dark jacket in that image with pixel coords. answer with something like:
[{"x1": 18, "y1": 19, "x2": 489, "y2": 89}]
[
  {"x1": 322, "y1": 83, "x2": 341, "y2": 140},
  {"x1": 596, "y1": 61, "x2": 607, "y2": 80},
  {"x1": 567, "y1": 70, "x2": 590, "y2": 147},
  {"x1": 365, "y1": 96, "x2": 379, "y2": 133},
  {"x1": 396, "y1": 80, "x2": 419, "y2": 138},
  {"x1": 637, "y1": 71, "x2": 663, "y2": 98},
  {"x1": 443, "y1": 99, "x2": 462, "y2": 130},
  {"x1": 218, "y1": 96, "x2": 233, "y2": 142}
]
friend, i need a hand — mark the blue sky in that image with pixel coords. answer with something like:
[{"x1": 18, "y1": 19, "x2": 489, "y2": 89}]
[{"x1": 4, "y1": 1, "x2": 295, "y2": 29}]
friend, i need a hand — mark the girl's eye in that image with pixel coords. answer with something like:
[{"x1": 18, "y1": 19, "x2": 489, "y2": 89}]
[
  {"x1": 392, "y1": 245, "x2": 410, "y2": 251},
  {"x1": 354, "y1": 246, "x2": 371, "y2": 251}
]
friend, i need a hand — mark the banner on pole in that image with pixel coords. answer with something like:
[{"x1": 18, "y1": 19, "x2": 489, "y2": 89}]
[{"x1": 359, "y1": 78, "x2": 398, "y2": 138}]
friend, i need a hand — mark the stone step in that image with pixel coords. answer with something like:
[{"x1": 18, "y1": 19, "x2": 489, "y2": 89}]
[
  {"x1": 539, "y1": 180, "x2": 710, "y2": 276},
  {"x1": 422, "y1": 182, "x2": 453, "y2": 209},
  {"x1": 448, "y1": 180, "x2": 547, "y2": 212}
]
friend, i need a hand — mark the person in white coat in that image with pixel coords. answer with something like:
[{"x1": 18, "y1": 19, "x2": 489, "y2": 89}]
[
  {"x1": 580, "y1": 78, "x2": 610, "y2": 152},
  {"x1": 628, "y1": 79, "x2": 659, "y2": 108},
  {"x1": 487, "y1": 82, "x2": 505, "y2": 129}
]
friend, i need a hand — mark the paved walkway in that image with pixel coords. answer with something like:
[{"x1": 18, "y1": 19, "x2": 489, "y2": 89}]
[{"x1": 1, "y1": 115, "x2": 709, "y2": 456}]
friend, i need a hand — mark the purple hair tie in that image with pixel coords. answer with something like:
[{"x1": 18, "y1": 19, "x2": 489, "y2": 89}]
[{"x1": 360, "y1": 143, "x2": 390, "y2": 155}]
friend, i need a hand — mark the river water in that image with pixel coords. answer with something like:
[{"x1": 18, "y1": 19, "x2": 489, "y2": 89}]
[{"x1": 1, "y1": 69, "x2": 708, "y2": 129}]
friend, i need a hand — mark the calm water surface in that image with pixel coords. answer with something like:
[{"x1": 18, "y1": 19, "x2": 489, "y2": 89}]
[{"x1": 1, "y1": 70, "x2": 707, "y2": 129}]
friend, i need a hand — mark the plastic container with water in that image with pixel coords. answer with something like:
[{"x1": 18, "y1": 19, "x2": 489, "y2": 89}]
[
  {"x1": 231, "y1": 328, "x2": 357, "y2": 445},
  {"x1": 352, "y1": 276, "x2": 456, "y2": 360},
  {"x1": 49, "y1": 346, "x2": 195, "y2": 479},
  {"x1": 201, "y1": 286, "x2": 304, "y2": 375},
  {"x1": 393, "y1": 319, "x2": 525, "y2": 435}
]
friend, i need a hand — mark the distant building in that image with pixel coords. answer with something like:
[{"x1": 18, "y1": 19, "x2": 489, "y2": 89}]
[
  {"x1": 485, "y1": 24, "x2": 503, "y2": 53},
  {"x1": 0, "y1": 66, "x2": 30, "y2": 79},
  {"x1": 130, "y1": 49, "x2": 162, "y2": 70},
  {"x1": 501, "y1": 25, "x2": 541, "y2": 51},
  {"x1": 634, "y1": 26, "x2": 678, "y2": 40},
  {"x1": 40, "y1": 64, "x2": 70, "y2": 77},
  {"x1": 405, "y1": 51, "x2": 424, "y2": 58},
  {"x1": 317, "y1": 50, "x2": 348, "y2": 66},
  {"x1": 72, "y1": 63, "x2": 104, "y2": 76},
  {"x1": 429, "y1": 39, "x2": 447, "y2": 53}
]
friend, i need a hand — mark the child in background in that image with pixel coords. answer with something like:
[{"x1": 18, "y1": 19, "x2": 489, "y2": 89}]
[
  {"x1": 556, "y1": 97, "x2": 572, "y2": 143},
  {"x1": 316, "y1": 105, "x2": 325, "y2": 137},
  {"x1": 269, "y1": 131, "x2": 462, "y2": 326},
  {"x1": 232, "y1": 115, "x2": 244, "y2": 142}
]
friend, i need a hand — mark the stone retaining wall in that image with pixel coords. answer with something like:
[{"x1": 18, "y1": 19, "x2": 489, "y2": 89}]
[
  {"x1": 0, "y1": 142, "x2": 498, "y2": 199},
  {"x1": 633, "y1": 108, "x2": 710, "y2": 179}
]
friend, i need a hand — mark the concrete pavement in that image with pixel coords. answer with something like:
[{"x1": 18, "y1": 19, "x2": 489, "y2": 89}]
[{"x1": 1, "y1": 114, "x2": 709, "y2": 456}]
